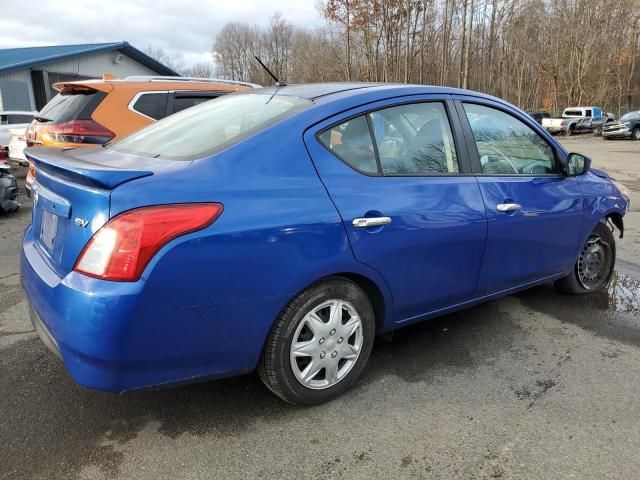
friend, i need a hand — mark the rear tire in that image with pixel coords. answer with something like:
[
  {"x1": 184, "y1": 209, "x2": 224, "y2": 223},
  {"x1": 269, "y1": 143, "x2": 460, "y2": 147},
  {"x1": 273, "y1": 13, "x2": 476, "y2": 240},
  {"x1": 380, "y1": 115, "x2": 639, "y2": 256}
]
[
  {"x1": 258, "y1": 277, "x2": 375, "y2": 405},
  {"x1": 555, "y1": 222, "x2": 615, "y2": 294}
]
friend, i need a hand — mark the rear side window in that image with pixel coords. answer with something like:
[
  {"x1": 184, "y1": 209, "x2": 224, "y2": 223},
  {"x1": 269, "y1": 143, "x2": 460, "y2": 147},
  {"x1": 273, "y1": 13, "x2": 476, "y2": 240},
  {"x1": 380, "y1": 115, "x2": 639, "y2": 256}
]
[
  {"x1": 131, "y1": 92, "x2": 169, "y2": 120},
  {"x1": 7, "y1": 114, "x2": 33, "y2": 124},
  {"x1": 111, "y1": 93, "x2": 310, "y2": 160},
  {"x1": 369, "y1": 103, "x2": 459, "y2": 174},
  {"x1": 37, "y1": 90, "x2": 106, "y2": 123},
  {"x1": 318, "y1": 116, "x2": 378, "y2": 174},
  {"x1": 318, "y1": 101, "x2": 459, "y2": 176}
]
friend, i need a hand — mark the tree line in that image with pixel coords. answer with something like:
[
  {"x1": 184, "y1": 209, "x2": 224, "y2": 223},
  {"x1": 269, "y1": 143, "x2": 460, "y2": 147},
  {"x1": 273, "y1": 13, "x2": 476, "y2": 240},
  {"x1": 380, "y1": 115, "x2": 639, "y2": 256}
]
[{"x1": 186, "y1": 1, "x2": 640, "y2": 114}]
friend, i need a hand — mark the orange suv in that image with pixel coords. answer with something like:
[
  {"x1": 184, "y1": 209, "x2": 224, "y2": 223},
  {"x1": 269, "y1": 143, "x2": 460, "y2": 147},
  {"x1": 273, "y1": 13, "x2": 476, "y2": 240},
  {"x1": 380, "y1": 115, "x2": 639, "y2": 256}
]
[{"x1": 25, "y1": 75, "x2": 258, "y2": 194}]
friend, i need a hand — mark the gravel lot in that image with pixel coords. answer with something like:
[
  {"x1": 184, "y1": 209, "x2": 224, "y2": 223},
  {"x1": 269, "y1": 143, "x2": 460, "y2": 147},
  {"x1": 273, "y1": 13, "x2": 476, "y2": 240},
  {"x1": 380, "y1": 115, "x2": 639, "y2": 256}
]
[{"x1": 1, "y1": 136, "x2": 639, "y2": 480}]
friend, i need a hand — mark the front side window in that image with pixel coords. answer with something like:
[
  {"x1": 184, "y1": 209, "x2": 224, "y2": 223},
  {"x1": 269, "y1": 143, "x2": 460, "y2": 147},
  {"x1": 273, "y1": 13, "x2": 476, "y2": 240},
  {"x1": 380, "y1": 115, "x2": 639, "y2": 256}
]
[
  {"x1": 112, "y1": 93, "x2": 310, "y2": 160},
  {"x1": 463, "y1": 103, "x2": 557, "y2": 175},
  {"x1": 318, "y1": 102, "x2": 459, "y2": 176}
]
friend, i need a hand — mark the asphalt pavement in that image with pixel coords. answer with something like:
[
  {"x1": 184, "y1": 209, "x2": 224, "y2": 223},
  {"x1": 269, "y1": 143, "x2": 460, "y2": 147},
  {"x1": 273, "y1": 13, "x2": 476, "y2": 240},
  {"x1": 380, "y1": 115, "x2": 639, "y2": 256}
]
[{"x1": 1, "y1": 137, "x2": 639, "y2": 480}]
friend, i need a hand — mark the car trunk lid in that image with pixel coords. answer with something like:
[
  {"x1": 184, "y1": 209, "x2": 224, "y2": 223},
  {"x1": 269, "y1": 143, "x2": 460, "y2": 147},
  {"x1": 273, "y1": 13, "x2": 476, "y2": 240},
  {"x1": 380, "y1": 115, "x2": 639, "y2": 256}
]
[{"x1": 25, "y1": 147, "x2": 155, "y2": 277}]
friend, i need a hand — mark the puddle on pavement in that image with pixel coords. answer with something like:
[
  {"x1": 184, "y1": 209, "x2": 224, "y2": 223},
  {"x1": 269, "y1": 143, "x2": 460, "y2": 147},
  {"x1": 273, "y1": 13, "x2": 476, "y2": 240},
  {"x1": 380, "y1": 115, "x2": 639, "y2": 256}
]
[{"x1": 517, "y1": 260, "x2": 640, "y2": 346}]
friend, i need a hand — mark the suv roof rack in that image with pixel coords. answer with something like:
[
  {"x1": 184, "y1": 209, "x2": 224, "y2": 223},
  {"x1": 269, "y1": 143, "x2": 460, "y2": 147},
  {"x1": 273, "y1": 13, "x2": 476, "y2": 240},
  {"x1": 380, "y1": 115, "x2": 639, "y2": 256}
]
[{"x1": 123, "y1": 76, "x2": 262, "y2": 89}]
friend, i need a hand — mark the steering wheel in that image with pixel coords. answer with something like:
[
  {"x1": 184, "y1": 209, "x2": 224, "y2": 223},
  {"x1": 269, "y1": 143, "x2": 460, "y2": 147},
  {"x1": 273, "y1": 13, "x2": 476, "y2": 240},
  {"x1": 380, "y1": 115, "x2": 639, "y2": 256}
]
[{"x1": 486, "y1": 145, "x2": 518, "y2": 173}]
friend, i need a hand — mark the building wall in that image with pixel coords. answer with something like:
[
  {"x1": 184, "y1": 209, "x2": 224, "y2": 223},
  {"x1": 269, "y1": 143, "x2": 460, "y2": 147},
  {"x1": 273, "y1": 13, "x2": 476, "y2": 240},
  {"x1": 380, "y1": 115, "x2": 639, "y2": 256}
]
[
  {"x1": 32, "y1": 50, "x2": 158, "y2": 81},
  {"x1": 0, "y1": 70, "x2": 35, "y2": 111},
  {"x1": 0, "y1": 49, "x2": 162, "y2": 111}
]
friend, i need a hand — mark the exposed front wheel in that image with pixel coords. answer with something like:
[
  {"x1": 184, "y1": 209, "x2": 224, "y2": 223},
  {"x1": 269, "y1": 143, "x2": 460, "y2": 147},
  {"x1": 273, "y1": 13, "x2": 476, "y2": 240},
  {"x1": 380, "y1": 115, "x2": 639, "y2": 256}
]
[
  {"x1": 555, "y1": 222, "x2": 616, "y2": 294},
  {"x1": 258, "y1": 277, "x2": 375, "y2": 405},
  {"x1": 632, "y1": 128, "x2": 640, "y2": 141}
]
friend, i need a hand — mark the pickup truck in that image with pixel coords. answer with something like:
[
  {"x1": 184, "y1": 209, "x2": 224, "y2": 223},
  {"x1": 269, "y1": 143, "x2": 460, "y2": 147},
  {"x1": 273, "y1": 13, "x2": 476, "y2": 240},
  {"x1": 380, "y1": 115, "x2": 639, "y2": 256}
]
[{"x1": 542, "y1": 106, "x2": 611, "y2": 136}]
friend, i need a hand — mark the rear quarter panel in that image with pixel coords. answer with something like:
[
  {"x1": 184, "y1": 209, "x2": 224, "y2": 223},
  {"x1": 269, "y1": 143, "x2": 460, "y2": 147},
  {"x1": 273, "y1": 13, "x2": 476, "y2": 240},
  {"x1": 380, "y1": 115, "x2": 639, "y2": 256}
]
[{"x1": 110, "y1": 113, "x2": 392, "y2": 312}]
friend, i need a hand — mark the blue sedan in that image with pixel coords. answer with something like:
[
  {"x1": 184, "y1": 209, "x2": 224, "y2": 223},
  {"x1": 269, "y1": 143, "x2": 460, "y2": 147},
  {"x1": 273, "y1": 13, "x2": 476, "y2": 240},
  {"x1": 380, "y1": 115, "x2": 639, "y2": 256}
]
[{"x1": 22, "y1": 83, "x2": 630, "y2": 404}]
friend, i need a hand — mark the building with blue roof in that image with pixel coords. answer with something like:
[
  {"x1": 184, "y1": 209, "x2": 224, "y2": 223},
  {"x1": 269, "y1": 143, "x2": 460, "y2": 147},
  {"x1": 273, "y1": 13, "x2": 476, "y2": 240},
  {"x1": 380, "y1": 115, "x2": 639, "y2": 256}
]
[{"x1": 0, "y1": 42, "x2": 179, "y2": 111}]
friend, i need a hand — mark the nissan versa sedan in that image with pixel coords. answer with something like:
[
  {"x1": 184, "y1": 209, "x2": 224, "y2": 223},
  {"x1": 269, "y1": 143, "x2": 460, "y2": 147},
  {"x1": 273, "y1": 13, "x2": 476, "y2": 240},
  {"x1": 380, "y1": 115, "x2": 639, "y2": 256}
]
[{"x1": 22, "y1": 83, "x2": 630, "y2": 405}]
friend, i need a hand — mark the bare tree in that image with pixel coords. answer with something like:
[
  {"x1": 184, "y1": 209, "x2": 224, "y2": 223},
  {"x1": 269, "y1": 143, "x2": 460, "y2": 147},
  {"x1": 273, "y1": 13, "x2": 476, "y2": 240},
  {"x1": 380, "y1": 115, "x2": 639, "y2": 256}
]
[
  {"x1": 210, "y1": 0, "x2": 640, "y2": 113},
  {"x1": 143, "y1": 45, "x2": 185, "y2": 74}
]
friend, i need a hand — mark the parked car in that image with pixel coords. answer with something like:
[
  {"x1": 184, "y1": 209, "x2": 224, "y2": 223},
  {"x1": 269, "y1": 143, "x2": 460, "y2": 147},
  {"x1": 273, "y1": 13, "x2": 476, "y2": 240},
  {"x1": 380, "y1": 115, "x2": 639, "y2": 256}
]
[
  {"x1": 0, "y1": 111, "x2": 35, "y2": 146},
  {"x1": 23, "y1": 75, "x2": 259, "y2": 195},
  {"x1": 542, "y1": 106, "x2": 606, "y2": 135},
  {"x1": 527, "y1": 111, "x2": 550, "y2": 125},
  {"x1": 0, "y1": 156, "x2": 19, "y2": 214},
  {"x1": 602, "y1": 110, "x2": 640, "y2": 140},
  {"x1": 8, "y1": 128, "x2": 28, "y2": 165},
  {"x1": 22, "y1": 84, "x2": 630, "y2": 405}
]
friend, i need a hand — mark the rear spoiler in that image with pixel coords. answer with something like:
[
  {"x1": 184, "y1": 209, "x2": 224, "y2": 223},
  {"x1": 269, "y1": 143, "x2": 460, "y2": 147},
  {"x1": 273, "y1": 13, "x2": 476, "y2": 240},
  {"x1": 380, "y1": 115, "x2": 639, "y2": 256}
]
[
  {"x1": 52, "y1": 81, "x2": 113, "y2": 94},
  {"x1": 25, "y1": 147, "x2": 152, "y2": 189}
]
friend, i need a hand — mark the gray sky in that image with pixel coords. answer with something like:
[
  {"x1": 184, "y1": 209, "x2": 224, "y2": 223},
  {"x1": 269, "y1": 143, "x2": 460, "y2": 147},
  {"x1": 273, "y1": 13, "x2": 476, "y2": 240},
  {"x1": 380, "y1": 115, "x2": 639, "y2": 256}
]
[{"x1": 1, "y1": 0, "x2": 321, "y2": 65}]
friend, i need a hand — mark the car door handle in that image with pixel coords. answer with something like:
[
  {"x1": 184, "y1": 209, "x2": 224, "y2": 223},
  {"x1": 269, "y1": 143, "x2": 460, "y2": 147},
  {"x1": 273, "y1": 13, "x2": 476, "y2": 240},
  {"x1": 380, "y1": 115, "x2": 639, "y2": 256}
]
[
  {"x1": 496, "y1": 203, "x2": 522, "y2": 212},
  {"x1": 352, "y1": 217, "x2": 392, "y2": 228}
]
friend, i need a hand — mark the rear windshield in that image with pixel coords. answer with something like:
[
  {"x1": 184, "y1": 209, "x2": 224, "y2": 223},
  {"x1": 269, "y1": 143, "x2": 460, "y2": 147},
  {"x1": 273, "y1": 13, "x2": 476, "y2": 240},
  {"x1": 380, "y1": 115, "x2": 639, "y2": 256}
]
[
  {"x1": 563, "y1": 109, "x2": 583, "y2": 117},
  {"x1": 110, "y1": 93, "x2": 310, "y2": 161},
  {"x1": 621, "y1": 111, "x2": 640, "y2": 122},
  {"x1": 37, "y1": 90, "x2": 106, "y2": 123}
]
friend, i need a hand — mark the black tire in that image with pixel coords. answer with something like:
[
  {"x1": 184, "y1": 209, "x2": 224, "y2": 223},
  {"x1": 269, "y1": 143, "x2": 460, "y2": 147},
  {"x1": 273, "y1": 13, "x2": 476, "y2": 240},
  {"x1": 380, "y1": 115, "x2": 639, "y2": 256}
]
[
  {"x1": 565, "y1": 127, "x2": 573, "y2": 137},
  {"x1": 632, "y1": 128, "x2": 640, "y2": 141},
  {"x1": 258, "y1": 277, "x2": 375, "y2": 405},
  {"x1": 555, "y1": 222, "x2": 616, "y2": 294},
  {"x1": 593, "y1": 127, "x2": 602, "y2": 137}
]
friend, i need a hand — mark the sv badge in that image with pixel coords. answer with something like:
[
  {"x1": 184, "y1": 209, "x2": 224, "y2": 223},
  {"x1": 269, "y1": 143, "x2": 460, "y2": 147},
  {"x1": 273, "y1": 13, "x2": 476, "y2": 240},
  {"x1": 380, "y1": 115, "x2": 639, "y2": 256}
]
[{"x1": 74, "y1": 218, "x2": 90, "y2": 228}]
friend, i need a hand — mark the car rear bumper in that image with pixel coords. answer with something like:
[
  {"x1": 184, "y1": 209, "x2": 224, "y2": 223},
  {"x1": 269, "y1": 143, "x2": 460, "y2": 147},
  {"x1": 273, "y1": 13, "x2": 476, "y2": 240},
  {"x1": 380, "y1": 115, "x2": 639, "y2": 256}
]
[{"x1": 21, "y1": 225, "x2": 281, "y2": 392}]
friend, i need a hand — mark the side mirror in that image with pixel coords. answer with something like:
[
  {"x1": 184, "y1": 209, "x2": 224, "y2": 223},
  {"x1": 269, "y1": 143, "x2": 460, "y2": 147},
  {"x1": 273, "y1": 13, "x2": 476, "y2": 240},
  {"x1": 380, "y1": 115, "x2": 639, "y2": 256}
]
[{"x1": 564, "y1": 152, "x2": 591, "y2": 176}]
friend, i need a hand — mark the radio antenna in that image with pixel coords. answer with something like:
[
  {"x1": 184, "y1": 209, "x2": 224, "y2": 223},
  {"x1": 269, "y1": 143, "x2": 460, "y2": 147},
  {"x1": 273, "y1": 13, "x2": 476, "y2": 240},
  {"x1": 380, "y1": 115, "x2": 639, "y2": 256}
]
[{"x1": 254, "y1": 56, "x2": 286, "y2": 87}]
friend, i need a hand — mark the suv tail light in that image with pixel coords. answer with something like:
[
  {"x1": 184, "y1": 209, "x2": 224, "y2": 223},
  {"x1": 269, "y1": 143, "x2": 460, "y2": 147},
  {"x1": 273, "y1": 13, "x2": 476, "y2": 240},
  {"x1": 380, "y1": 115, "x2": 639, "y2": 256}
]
[
  {"x1": 48, "y1": 119, "x2": 114, "y2": 144},
  {"x1": 74, "y1": 203, "x2": 223, "y2": 281}
]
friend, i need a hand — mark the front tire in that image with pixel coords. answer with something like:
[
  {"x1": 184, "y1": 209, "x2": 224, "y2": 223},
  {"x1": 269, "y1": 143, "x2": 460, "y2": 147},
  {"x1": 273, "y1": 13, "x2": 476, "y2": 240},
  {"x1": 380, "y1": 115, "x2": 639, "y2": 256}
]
[
  {"x1": 632, "y1": 127, "x2": 640, "y2": 141},
  {"x1": 258, "y1": 277, "x2": 375, "y2": 405},
  {"x1": 555, "y1": 222, "x2": 616, "y2": 294}
]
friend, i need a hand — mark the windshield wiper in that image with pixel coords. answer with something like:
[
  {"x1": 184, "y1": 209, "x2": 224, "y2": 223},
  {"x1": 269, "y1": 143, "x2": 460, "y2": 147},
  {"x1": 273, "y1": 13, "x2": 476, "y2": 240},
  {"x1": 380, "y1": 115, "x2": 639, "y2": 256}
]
[{"x1": 33, "y1": 115, "x2": 52, "y2": 123}]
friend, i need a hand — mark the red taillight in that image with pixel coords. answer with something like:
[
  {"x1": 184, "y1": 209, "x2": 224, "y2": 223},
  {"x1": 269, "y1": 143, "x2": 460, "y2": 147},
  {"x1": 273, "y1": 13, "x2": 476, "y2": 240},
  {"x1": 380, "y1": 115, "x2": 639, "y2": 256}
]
[
  {"x1": 74, "y1": 203, "x2": 223, "y2": 281},
  {"x1": 48, "y1": 119, "x2": 114, "y2": 144},
  {"x1": 26, "y1": 163, "x2": 36, "y2": 187},
  {"x1": 0, "y1": 147, "x2": 6, "y2": 161}
]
